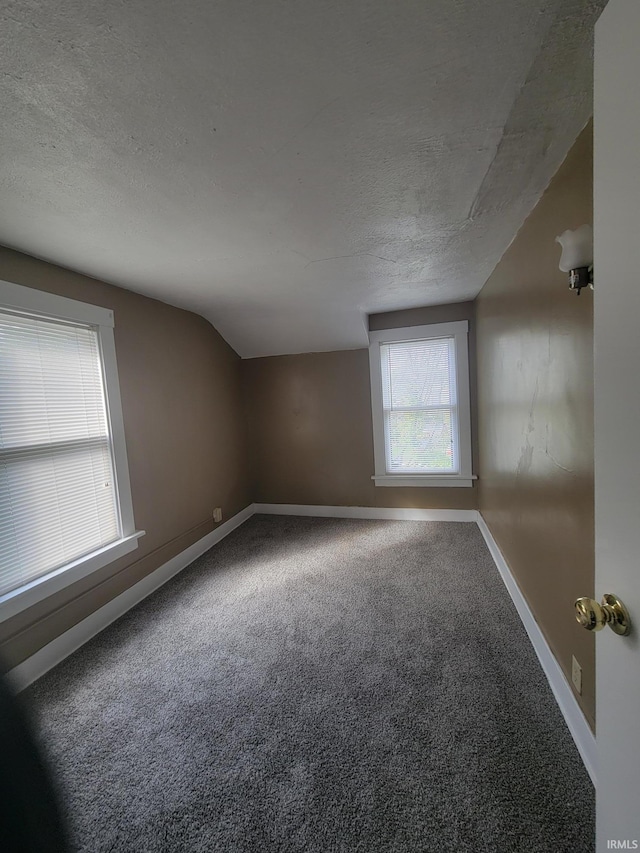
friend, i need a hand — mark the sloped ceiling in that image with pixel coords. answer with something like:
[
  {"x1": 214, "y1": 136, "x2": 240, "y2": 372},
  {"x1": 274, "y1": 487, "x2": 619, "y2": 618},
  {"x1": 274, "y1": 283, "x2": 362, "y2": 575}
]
[{"x1": 0, "y1": 0, "x2": 606, "y2": 357}]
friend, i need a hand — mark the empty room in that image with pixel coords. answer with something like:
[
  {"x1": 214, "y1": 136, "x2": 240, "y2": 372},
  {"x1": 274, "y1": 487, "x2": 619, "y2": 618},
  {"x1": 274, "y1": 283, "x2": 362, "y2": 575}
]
[{"x1": 1, "y1": 0, "x2": 639, "y2": 851}]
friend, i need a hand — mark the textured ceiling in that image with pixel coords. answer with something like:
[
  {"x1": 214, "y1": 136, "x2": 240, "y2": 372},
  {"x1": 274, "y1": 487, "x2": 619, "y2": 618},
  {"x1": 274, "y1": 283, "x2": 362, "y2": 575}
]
[{"x1": 0, "y1": 0, "x2": 605, "y2": 357}]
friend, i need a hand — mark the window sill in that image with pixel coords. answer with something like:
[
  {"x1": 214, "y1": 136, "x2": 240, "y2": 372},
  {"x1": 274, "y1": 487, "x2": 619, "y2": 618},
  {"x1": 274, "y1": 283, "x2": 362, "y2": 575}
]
[
  {"x1": 372, "y1": 474, "x2": 477, "y2": 488},
  {"x1": 0, "y1": 531, "x2": 146, "y2": 622}
]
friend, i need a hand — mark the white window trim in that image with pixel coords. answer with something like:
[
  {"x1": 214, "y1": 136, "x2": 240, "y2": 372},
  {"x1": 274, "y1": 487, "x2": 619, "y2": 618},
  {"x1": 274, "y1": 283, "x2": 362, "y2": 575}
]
[
  {"x1": 0, "y1": 280, "x2": 145, "y2": 621},
  {"x1": 368, "y1": 320, "x2": 476, "y2": 488}
]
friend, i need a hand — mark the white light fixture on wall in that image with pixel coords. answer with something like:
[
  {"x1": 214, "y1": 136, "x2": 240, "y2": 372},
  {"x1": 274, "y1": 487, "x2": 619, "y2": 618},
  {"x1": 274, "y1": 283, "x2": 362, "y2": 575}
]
[{"x1": 556, "y1": 224, "x2": 594, "y2": 295}]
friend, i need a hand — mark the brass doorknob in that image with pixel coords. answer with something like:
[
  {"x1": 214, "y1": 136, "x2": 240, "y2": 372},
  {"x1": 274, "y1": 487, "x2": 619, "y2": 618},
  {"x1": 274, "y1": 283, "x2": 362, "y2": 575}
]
[{"x1": 574, "y1": 594, "x2": 631, "y2": 636}]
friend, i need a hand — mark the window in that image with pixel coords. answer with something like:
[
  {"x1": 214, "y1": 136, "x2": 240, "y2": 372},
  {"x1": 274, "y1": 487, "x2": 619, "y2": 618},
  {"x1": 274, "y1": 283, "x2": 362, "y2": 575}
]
[
  {"x1": 0, "y1": 280, "x2": 143, "y2": 620},
  {"x1": 368, "y1": 321, "x2": 474, "y2": 487}
]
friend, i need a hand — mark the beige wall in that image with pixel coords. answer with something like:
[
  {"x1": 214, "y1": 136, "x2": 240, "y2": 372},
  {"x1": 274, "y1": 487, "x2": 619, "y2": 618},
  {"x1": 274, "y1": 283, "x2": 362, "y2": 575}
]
[
  {"x1": 242, "y1": 301, "x2": 478, "y2": 510},
  {"x1": 0, "y1": 247, "x2": 252, "y2": 668},
  {"x1": 476, "y1": 123, "x2": 595, "y2": 726}
]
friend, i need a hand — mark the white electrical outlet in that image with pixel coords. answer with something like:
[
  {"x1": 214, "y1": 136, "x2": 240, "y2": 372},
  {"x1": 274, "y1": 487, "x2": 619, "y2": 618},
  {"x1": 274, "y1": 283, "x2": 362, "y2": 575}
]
[
  {"x1": 213, "y1": 507, "x2": 223, "y2": 523},
  {"x1": 571, "y1": 655, "x2": 582, "y2": 694}
]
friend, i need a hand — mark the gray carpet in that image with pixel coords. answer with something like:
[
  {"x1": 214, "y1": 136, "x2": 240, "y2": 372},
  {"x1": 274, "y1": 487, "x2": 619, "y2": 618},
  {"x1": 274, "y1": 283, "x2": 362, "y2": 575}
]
[{"x1": 26, "y1": 516, "x2": 594, "y2": 852}]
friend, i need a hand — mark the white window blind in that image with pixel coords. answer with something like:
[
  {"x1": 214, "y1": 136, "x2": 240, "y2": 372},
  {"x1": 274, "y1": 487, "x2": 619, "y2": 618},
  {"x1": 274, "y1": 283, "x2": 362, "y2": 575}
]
[
  {"x1": 380, "y1": 336, "x2": 458, "y2": 474},
  {"x1": 0, "y1": 309, "x2": 120, "y2": 599}
]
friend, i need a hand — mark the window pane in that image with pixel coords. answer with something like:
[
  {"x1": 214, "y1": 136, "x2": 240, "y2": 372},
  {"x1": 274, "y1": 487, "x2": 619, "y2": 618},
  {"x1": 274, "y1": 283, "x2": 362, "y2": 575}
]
[
  {"x1": 0, "y1": 312, "x2": 108, "y2": 449},
  {"x1": 387, "y1": 409, "x2": 455, "y2": 473},
  {"x1": 0, "y1": 442, "x2": 119, "y2": 596},
  {"x1": 383, "y1": 338, "x2": 456, "y2": 409},
  {"x1": 0, "y1": 310, "x2": 120, "y2": 598},
  {"x1": 380, "y1": 335, "x2": 459, "y2": 473}
]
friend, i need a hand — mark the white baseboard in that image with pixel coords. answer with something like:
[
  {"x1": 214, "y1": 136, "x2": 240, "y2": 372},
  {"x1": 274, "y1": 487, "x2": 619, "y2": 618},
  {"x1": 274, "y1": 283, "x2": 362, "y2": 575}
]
[
  {"x1": 476, "y1": 512, "x2": 597, "y2": 787},
  {"x1": 8, "y1": 504, "x2": 255, "y2": 693},
  {"x1": 253, "y1": 503, "x2": 479, "y2": 522}
]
